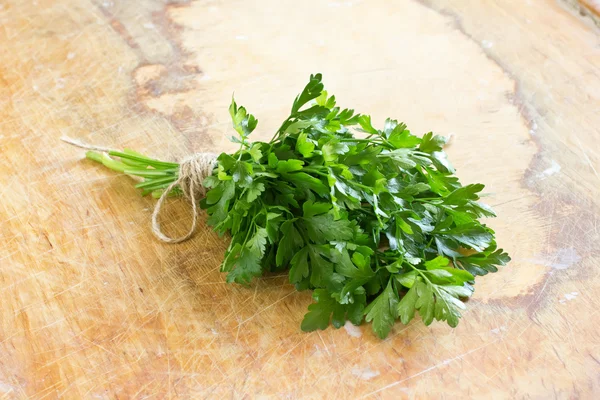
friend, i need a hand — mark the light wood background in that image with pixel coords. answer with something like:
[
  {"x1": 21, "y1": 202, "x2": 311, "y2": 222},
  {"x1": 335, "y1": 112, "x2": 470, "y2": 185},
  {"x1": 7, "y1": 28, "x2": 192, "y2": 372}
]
[
  {"x1": 1, "y1": 0, "x2": 600, "y2": 398},
  {"x1": 572, "y1": 0, "x2": 600, "y2": 25}
]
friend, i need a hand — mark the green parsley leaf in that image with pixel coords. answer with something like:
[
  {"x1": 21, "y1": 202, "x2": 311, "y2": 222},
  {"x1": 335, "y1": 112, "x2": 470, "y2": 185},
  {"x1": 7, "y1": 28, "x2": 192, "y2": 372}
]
[
  {"x1": 364, "y1": 280, "x2": 399, "y2": 339},
  {"x1": 224, "y1": 246, "x2": 262, "y2": 285},
  {"x1": 289, "y1": 246, "x2": 310, "y2": 283},
  {"x1": 296, "y1": 132, "x2": 315, "y2": 157},
  {"x1": 247, "y1": 228, "x2": 268, "y2": 257},
  {"x1": 277, "y1": 220, "x2": 304, "y2": 267},
  {"x1": 303, "y1": 212, "x2": 354, "y2": 242},
  {"x1": 291, "y1": 73, "x2": 324, "y2": 114},
  {"x1": 246, "y1": 181, "x2": 265, "y2": 202},
  {"x1": 397, "y1": 282, "x2": 419, "y2": 324},
  {"x1": 277, "y1": 159, "x2": 304, "y2": 173}
]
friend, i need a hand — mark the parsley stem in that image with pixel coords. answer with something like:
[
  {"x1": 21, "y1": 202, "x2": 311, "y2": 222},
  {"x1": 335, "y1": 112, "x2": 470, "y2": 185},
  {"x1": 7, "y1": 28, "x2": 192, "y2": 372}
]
[
  {"x1": 303, "y1": 166, "x2": 373, "y2": 193},
  {"x1": 269, "y1": 118, "x2": 292, "y2": 143},
  {"x1": 338, "y1": 138, "x2": 374, "y2": 143},
  {"x1": 301, "y1": 167, "x2": 328, "y2": 177},
  {"x1": 239, "y1": 208, "x2": 262, "y2": 250},
  {"x1": 407, "y1": 263, "x2": 432, "y2": 284},
  {"x1": 412, "y1": 197, "x2": 442, "y2": 202},
  {"x1": 339, "y1": 138, "x2": 392, "y2": 149},
  {"x1": 348, "y1": 181, "x2": 372, "y2": 192}
]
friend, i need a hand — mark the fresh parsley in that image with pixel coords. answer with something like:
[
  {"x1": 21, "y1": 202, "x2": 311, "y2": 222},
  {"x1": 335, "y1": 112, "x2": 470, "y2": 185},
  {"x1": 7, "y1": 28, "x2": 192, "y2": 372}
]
[{"x1": 82, "y1": 73, "x2": 509, "y2": 339}]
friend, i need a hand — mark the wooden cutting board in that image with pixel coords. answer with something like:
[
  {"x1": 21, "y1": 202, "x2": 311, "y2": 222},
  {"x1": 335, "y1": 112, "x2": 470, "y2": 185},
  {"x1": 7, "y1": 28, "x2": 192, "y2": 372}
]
[{"x1": 1, "y1": 0, "x2": 599, "y2": 398}]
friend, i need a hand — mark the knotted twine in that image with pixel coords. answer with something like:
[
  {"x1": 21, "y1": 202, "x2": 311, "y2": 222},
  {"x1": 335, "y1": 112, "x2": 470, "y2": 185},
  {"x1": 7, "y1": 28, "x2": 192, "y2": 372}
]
[{"x1": 61, "y1": 137, "x2": 217, "y2": 243}]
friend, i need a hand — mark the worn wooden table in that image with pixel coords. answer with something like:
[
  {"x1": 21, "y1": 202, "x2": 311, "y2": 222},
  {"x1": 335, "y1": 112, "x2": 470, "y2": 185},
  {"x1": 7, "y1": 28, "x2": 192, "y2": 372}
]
[{"x1": 1, "y1": 0, "x2": 600, "y2": 398}]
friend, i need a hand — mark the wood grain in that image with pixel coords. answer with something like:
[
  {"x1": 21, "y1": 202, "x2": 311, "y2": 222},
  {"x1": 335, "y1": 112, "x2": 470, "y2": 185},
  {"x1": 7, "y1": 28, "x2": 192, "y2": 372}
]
[
  {"x1": 1, "y1": 0, "x2": 599, "y2": 398},
  {"x1": 564, "y1": 0, "x2": 600, "y2": 26}
]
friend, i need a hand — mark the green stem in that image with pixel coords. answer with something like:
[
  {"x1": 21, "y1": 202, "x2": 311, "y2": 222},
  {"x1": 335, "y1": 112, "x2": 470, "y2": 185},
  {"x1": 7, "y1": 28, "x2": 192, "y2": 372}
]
[
  {"x1": 412, "y1": 197, "x2": 442, "y2": 202},
  {"x1": 406, "y1": 262, "x2": 433, "y2": 286},
  {"x1": 269, "y1": 117, "x2": 294, "y2": 144},
  {"x1": 339, "y1": 138, "x2": 390, "y2": 148},
  {"x1": 108, "y1": 150, "x2": 178, "y2": 169},
  {"x1": 85, "y1": 150, "x2": 181, "y2": 197},
  {"x1": 301, "y1": 167, "x2": 328, "y2": 177},
  {"x1": 86, "y1": 151, "x2": 128, "y2": 173},
  {"x1": 350, "y1": 181, "x2": 372, "y2": 191}
]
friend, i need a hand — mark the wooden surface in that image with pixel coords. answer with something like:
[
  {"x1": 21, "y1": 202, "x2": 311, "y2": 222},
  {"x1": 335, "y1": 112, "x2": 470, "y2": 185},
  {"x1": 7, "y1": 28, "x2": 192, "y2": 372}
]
[
  {"x1": 572, "y1": 0, "x2": 600, "y2": 25},
  {"x1": 1, "y1": 0, "x2": 600, "y2": 398}
]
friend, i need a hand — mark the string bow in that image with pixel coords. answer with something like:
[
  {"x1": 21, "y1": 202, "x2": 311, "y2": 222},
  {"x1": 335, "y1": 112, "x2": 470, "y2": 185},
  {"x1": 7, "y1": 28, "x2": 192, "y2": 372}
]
[{"x1": 61, "y1": 136, "x2": 216, "y2": 243}]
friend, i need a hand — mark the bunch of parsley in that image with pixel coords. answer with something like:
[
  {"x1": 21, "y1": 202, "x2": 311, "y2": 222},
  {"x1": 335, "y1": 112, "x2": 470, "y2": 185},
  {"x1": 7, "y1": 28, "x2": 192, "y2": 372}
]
[{"x1": 83, "y1": 74, "x2": 509, "y2": 338}]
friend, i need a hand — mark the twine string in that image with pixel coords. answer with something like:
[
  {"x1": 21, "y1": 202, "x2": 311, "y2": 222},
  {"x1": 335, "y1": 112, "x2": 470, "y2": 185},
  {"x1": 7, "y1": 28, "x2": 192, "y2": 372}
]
[{"x1": 61, "y1": 136, "x2": 216, "y2": 243}]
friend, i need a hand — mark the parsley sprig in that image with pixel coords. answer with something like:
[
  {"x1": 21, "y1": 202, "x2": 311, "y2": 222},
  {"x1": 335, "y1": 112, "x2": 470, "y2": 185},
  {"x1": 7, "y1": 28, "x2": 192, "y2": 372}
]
[{"x1": 84, "y1": 74, "x2": 509, "y2": 338}]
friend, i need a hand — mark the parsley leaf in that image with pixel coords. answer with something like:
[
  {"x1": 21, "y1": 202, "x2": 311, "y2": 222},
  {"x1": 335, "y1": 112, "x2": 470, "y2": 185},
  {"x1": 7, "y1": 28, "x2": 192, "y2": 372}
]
[
  {"x1": 223, "y1": 244, "x2": 262, "y2": 285},
  {"x1": 303, "y1": 212, "x2": 354, "y2": 242},
  {"x1": 291, "y1": 73, "x2": 324, "y2": 114},
  {"x1": 277, "y1": 220, "x2": 304, "y2": 267},
  {"x1": 301, "y1": 288, "x2": 365, "y2": 331},
  {"x1": 364, "y1": 280, "x2": 399, "y2": 339}
]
